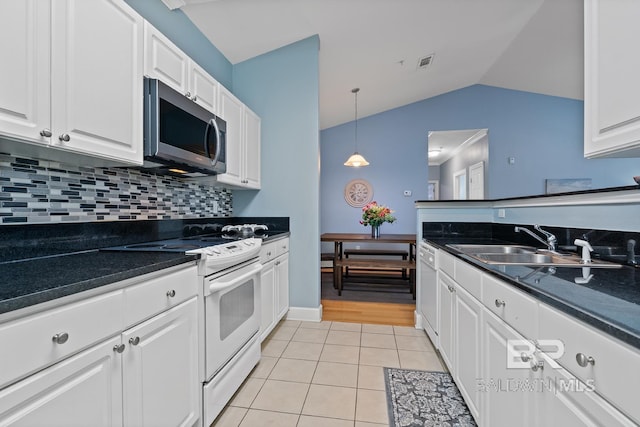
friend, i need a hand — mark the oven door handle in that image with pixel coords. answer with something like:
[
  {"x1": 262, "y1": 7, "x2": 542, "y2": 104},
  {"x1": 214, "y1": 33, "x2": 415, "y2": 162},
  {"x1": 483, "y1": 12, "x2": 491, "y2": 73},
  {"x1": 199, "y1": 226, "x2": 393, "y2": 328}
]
[{"x1": 208, "y1": 263, "x2": 262, "y2": 294}]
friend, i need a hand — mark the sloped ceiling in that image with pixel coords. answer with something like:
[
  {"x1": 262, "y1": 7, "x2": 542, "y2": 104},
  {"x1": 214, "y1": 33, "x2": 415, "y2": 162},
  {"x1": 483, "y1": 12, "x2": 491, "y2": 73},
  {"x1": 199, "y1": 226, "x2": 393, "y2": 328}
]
[{"x1": 179, "y1": 0, "x2": 583, "y2": 130}]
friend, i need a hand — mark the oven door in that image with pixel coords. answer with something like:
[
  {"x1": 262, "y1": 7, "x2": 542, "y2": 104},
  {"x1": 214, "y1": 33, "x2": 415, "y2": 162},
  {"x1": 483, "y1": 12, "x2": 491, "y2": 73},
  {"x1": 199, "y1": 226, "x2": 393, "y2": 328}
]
[{"x1": 204, "y1": 260, "x2": 261, "y2": 379}]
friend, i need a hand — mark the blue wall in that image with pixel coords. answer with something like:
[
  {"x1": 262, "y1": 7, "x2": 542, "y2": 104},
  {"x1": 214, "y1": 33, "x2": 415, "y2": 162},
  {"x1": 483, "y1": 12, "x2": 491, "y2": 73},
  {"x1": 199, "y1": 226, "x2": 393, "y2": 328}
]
[
  {"x1": 320, "y1": 85, "x2": 639, "y2": 239},
  {"x1": 125, "y1": 0, "x2": 232, "y2": 88},
  {"x1": 232, "y1": 36, "x2": 321, "y2": 310}
]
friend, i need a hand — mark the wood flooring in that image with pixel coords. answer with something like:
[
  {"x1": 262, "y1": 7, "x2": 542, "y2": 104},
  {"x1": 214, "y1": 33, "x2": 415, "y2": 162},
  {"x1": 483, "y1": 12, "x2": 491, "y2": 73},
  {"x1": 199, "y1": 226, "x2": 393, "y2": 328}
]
[{"x1": 321, "y1": 299, "x2": 415, "y2": 326}]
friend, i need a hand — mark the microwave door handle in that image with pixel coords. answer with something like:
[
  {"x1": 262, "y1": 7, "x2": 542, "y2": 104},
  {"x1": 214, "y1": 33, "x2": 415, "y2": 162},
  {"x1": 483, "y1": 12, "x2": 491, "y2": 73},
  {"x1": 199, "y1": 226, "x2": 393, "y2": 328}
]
[
  {"x1": 203, "y1": 119, "x2": 214, "y2": 159},
  {"x1": 210, "y1": 117, "x2": 221, "y2": 166}
]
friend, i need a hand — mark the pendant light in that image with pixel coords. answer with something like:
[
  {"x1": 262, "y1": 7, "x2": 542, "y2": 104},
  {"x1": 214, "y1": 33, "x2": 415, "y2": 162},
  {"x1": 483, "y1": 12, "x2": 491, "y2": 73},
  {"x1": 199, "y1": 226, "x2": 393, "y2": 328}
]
[{"x1": 344, "y1": 88, "x2": 369, "y2": 167}]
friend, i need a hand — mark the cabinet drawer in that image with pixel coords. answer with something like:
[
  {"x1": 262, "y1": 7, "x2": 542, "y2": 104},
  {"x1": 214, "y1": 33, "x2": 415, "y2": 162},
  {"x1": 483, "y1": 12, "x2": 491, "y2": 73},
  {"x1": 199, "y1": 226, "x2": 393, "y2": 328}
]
[
  {"x1": 539, "y1": 304, "x2": 640, "y2": 424},
  {"x1": 454, "y1": 259, "x2": 482, "y2": 300},
  {"x1": 123, "y1": 265, "x2": 198, "y2": 328},
  {"x1": 260, "y1": 242, "x2": 277, "y2": 263},
  {"x1": 482, "y1": 274, "x2": 538, "y2": 339},
  {"x1": 0, "y1": 290, "x2": 123, "y2": 389},
  {"x1": 439, "y1": 250, "x2": 455, "y2": 278},
  {"x1": 275, "y1": 238, "x2": 289, "y2": 257}
]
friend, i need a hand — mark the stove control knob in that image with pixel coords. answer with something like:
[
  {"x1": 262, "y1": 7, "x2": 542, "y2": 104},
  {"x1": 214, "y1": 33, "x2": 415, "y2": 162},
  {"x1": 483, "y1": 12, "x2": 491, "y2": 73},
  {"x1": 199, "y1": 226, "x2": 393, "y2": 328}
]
[{"x1": 244, "y1": 240, "x2": 254, "y2": 246}]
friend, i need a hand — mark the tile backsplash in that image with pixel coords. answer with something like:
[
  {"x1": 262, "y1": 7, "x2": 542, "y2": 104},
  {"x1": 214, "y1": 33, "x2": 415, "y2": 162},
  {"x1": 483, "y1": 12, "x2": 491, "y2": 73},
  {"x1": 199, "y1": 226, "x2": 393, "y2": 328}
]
[{"x1": 0, "y1": 154, "x2": 232, "y2": 224}]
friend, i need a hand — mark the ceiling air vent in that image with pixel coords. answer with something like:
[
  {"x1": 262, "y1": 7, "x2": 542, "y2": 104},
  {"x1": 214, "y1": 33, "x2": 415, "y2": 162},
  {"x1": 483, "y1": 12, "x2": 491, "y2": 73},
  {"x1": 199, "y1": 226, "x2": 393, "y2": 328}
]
[{"x1": 417, "y1": 54, "x2": 435, "y2": 70}]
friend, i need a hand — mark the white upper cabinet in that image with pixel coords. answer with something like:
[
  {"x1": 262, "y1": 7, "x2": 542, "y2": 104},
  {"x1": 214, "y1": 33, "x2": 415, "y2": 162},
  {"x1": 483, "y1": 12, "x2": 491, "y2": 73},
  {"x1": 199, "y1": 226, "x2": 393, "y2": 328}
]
[
  {"x1": 0, "y1": 0, "x2": 144, "y2": 165},
  {"x1": 144, "y1": 21, "x2": 219, "y2": 114},
  {"x1": 217, "y1": 85, "x2": 261, "y2": 189},
  {"x1": 584, "y1": 0, "x2": 640, "y2": 158}
]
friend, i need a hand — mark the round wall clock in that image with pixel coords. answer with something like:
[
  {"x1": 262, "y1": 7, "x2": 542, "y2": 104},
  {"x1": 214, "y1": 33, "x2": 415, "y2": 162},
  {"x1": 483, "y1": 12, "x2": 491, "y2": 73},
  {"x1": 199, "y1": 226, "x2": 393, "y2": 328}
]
[{"x1": 344, "y1": 179, "x2": 373, "y2": 207}]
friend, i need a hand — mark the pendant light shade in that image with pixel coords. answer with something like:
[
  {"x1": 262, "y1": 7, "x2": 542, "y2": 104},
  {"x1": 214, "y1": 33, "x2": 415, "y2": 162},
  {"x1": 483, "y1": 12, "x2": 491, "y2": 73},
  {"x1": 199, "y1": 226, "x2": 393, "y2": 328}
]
[{"x1": 344, "y1": 88, "x2": 369, "y2": 167}]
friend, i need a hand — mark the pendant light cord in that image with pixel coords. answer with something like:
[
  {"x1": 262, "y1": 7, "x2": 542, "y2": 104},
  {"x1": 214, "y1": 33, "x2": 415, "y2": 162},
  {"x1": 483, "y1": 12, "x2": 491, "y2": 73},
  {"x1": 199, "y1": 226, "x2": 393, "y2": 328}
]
[{"x1": 353, "y1": 87, "x2": 360, "y2": 152}]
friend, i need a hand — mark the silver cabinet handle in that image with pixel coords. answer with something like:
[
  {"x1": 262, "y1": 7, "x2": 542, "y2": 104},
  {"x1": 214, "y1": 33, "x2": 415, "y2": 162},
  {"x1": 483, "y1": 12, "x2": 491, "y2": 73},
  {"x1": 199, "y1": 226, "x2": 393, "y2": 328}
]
[
  {"x1": 113, "y1": 344, "x2": 125, "y2": 353},
  {"x1": 193, "y1": 95, "x2": 198, "y2": 101},
  {"x1": 267, "y1": 251, "x2": 272, "y2": 256},
  {"x1": 185, "y1": 91, "x2": 191, "y2": 99},
  {"x1": 531, "y1": 359, "x2": 544, "y2": 372},
  {"x1": 495, "y1": 299, "x2": 506, "y2": 308},
  {"x1": 52, "y1": 332, "x2": 69, "y2": 344},
  {"x1": 166, "y1": 289, "x2": 176, "y2": 298},
  {"x1": 40, "y1": 129, "x2": 52, "y2": 137},
  {"x1": 58, "y1": 133, "x2": 70, "y2": 142},
  {"x1": 520, "y1": 352, "x2": 531, "y2": 362},
  {"x1": 447, "y1": 285, "x2": 455, "y2": 293},
  {"x1": 129, "y1": 336, "x2": 140, "y2": 346},
  {"x1": 576, "y1": 353, "x2": 595, "y2": 367}
]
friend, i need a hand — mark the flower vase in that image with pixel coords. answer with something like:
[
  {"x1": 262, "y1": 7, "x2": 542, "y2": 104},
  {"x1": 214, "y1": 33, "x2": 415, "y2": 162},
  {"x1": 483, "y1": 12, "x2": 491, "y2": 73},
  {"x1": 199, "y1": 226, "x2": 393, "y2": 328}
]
[{"x1": 371, "y1": 225, "x2": 380, "y2": 238}]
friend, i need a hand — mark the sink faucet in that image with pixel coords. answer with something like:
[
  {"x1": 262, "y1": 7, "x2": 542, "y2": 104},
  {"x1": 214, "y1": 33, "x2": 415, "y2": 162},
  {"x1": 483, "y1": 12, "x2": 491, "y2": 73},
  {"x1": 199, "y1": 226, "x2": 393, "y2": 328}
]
[
  {"x1": 514, "y1": 225, "x2": 557, "y2": 252},
  {"x1": 628, "y1": 239, "x2": 637, "y2": 266}
]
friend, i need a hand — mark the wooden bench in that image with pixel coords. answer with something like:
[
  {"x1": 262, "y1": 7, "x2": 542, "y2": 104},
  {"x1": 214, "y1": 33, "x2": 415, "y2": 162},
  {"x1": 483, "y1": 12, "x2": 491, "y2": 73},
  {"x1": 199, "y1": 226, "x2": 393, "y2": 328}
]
[
  {"x1": 344, "y1": 248, "x2": 410, "y2": 278},
  {"x1": 333, "y1": 258, "x2": 416, "y2": 297}
]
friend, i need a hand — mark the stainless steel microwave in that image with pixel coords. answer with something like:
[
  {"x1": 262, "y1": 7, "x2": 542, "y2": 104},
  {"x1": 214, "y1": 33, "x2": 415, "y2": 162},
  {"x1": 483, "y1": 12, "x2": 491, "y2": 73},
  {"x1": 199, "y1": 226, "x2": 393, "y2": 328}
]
[{"x1": 143, "y1": 77, "x2": 226, "y2": 176}]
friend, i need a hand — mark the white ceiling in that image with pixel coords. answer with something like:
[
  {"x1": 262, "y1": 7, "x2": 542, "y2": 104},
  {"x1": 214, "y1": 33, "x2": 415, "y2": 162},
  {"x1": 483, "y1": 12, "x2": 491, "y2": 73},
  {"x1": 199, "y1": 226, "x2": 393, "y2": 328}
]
[{"x1": 179, "y1": 0, "x2": 584, "y2": 130}]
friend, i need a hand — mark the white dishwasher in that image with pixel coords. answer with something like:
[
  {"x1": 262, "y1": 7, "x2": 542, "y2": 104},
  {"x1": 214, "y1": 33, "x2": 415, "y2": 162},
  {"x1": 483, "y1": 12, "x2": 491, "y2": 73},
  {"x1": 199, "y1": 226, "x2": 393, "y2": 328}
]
[{"x1": 418, "y1": 241, "x2": 439, "y2": 347}]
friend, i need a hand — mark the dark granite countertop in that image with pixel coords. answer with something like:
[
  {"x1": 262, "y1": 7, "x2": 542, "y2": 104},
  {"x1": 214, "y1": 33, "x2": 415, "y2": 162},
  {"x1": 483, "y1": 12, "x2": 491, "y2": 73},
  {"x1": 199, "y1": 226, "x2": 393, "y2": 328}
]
[
  {"x1": 424, "y1": 237, "x2": 640, "y2": 350},
  {"x1": 0, "y1": 251, "x2": 199, "y2": 316}
]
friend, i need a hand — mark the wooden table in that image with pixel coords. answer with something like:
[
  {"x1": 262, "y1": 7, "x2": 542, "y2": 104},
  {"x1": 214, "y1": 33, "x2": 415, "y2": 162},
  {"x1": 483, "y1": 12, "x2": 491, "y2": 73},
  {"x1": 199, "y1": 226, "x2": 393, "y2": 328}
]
[{"x1": 321, "y1": 233, "x2": 417, "y2": 295}]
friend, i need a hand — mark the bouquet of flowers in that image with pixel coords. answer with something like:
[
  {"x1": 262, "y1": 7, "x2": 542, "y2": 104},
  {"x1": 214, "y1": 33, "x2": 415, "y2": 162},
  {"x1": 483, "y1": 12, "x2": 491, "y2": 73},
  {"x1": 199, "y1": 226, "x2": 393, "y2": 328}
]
[{"x1": 360, "y1": 201, "x2": 396, "y2": 227}]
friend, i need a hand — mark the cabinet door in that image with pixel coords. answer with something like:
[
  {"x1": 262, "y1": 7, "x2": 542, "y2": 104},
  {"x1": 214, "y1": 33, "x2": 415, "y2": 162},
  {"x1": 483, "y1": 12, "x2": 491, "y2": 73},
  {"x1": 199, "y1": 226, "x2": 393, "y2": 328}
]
[
  {"x1": 438, "y1": 272, "x2": 455, "y2": 371},
  {"x1": 584, "y1": 0, "x2": 640, "y2": 157},
  {"x1": 50, "y1": 0, "x2": 143, "y2": 164},
  {"x1": 260, "y1": 260, "x2": 276, "y2": 342},
  {"x1": 190, "y1": 62, "x2": 218, "y2": 114},
  {"x1": 0, "y1": 336, "x2": 123, "y2": 427},
  {"x1": 482, "y1": 311, "x2": 538, "y2": 427},
  {"x1": 217, "y1": 86, "x2": 243, "y2": 186},
  {"x1": 143, "y1": 21, "x2": 189, "y2": 95},
  {"x1": 276, "y1": 253, "x2": 289, "y2": 320},
  {"x1": 0, "y1": 0, "x2": 50, "y2": 144},
  {"x1": 122, "y1": 297, "x2": 199, "y2": 427},
  {"x1": 454, "y1": 284, "x2": 482, "y2": 421},
  {"x1": 243, "y1": 107, "x2": 261, "y2": 189}
]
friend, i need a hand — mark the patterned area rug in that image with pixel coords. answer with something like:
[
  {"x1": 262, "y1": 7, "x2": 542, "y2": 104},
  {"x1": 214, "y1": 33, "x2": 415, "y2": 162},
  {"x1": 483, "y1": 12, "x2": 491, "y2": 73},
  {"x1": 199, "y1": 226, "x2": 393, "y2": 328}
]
[{"x1": 384, "y1": 368, "x2": 477, "y2": 427}]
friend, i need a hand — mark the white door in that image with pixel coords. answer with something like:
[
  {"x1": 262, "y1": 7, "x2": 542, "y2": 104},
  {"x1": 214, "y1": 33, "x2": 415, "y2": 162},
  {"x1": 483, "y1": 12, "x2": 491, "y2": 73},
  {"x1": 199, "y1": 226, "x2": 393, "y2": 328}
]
[
  {"x1": 260, "y1": 260, "x2": 276, "y2": 341},
  {"x1": 0, "y1": 336, "x2": 123, "y2": 427},
  {"x1": 217, "y1": 86, "x2": 244, "y2": 186},
  {"x1": 0, "y1": 0, "x2": 50, "y2": 144},
  {"x1": 438, "y1": 272, "x2": 455, "y2": 371},
  {"x1": 482, "y1": 311, "x2": 538, "y2": 427},
  {"x1": 276, "y1": 254, "x2": 290, "y2": 319},
  {"x1": 454, "y1": 285, "x2": 483, "y2": 421},
  {"x1": 468, "y1": 161, "x2": 484, "y2": 199},
  {"x1": 243, "y1": 107, "x2": 261, "y2": 189},
  {"x1": 453, "y1": 169, "x2": 467, "y2": 200},
  {"x1": 122, "y1": 298, "x2": 200, "y2": 427},
  {"x1": 50, "y1": 0, "x2": 143, "y2": 164}
]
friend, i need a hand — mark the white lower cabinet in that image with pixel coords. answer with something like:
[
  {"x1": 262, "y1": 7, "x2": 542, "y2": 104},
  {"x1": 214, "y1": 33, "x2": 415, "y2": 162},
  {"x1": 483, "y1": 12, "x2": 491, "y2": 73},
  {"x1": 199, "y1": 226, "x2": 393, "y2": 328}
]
[
  {"x1": 437, "y1": 271, "x2": 455, "y2": 371},
  {"x1": 122, "y1": 297, "x2": 199, "y2": 427},
  {"x1": 259, "y1": 238, "x2": 290, "y2": 341},
  {"x1": 0, "y1": 336, "x2": 123, "y2": 427},
  {"x1": 0, "y1": 265, "x2": 200, "y2": 427},
  {"x1": 482, "y1": 310, "x2": 539, "y2": 427}
]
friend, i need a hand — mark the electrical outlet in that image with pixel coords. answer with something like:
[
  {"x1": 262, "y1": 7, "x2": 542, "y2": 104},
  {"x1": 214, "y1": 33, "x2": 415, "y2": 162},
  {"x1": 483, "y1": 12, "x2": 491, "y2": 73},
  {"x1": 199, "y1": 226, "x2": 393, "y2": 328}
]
[
  {"x1": 498, "y1": 209, "x2": 506, "y2": 218},
  {"x1": 403, "y1": 190, "x2": 412, "y2": 196},
  {"x1": 508, "y1": 157, "x2": 516, "y2": 165}
]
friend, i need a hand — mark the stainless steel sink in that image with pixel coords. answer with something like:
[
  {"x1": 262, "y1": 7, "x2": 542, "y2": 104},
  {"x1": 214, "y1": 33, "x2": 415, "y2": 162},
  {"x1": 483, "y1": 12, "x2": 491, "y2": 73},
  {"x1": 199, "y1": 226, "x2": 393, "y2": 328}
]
[
  {"x1": 447, "y1": 244, "x2": 536, "y2": 254},
  {"x1": 447, "y1": 244, "x2": 622, "y2": 268}
]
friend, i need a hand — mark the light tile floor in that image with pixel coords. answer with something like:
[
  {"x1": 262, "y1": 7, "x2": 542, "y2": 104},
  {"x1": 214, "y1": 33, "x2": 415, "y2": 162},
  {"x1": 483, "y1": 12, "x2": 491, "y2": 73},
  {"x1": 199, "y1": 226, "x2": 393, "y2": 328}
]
[{"x1": 212, "y1": 320, "x2": 446, "y2": 427}]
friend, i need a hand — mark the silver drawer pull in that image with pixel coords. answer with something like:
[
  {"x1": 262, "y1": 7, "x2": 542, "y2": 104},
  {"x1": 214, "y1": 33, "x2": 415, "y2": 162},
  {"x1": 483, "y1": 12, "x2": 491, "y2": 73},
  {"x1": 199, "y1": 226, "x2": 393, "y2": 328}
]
[
  {"x1": 495, "y1": 299, "x2": 506, "y2": 308},
  {"x1": 52, "y1": 332, "x2": 69, "y2": 344},
  {"x1": 166, "y1": 289, "x2": 176, "y2": 298},
  {"x1": 58, "y1": 133, "x2": 70, "y2": 142},
  {"x1": 447, "y1": 285, "x2": 455, "y2": 293},
  {"x1": 40, "y1": 129, "x2": 52, "y2": 137},
  {"x1": 129, "y1": 336, "x2": 140, "y2": 346},
  {"x1": 520, "y1": 352, "x2": 531, "y2": 362},
  {"x1": 113, "y1": 344, "x2": 126, "y2": 353},
  {"x1": 576, "y1": 353, "x2": 595, "y2": 367}
]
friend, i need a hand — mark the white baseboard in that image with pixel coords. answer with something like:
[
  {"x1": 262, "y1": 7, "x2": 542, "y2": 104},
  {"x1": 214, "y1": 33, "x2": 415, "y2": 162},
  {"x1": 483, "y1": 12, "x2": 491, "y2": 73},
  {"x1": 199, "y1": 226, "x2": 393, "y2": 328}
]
[{"x1": 286, "y1": 304, "x2": 323, "y2": 322}]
